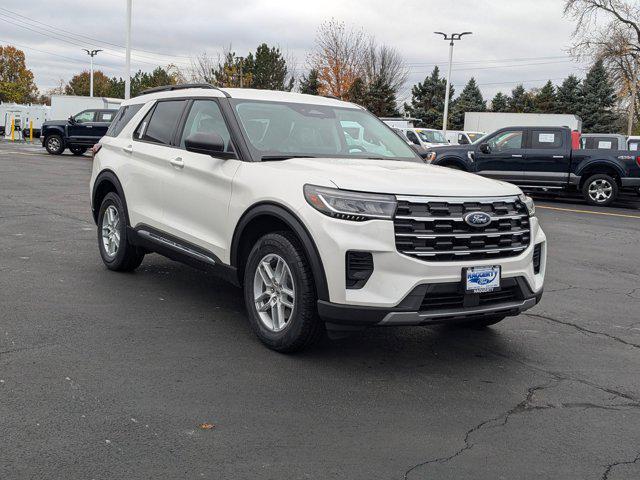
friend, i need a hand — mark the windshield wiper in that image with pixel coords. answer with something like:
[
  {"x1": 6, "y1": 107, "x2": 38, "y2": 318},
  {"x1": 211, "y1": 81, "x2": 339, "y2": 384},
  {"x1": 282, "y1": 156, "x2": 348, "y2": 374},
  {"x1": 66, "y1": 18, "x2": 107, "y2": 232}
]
[{"x1": 260, "y1": 155, "x2": 317, "y2": 161}]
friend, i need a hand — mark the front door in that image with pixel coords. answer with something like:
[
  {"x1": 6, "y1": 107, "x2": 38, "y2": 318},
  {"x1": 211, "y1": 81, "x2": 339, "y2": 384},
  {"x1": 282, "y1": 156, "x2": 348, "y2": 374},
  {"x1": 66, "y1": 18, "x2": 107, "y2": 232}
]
[
  {"x1": 67, "y1": 110, "x2": 98, "y2": 144},
  {"x1": 473, "y1": 128, "x2": 527, "y2": 184},
  {"x1": 162, "y1": 99, "x2": 241, "y2": 259}
]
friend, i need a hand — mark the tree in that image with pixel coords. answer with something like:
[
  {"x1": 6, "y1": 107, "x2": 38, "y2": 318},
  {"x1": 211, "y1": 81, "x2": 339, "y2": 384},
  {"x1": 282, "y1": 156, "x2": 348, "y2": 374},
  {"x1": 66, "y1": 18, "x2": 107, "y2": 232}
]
[
  {"x1": 364, "y1": 76, "x2": 399, "y2": 116},
  {"x1": 580, "y1": 59, "x2": 619, "y2": 132},
  {"x1": 309, "y1": 20, "x2": 367, "y2": 98},
  {"x1": 299, "y1": 69, "x2": 321, "y2": 95},
  {"x1": 555, "y1": 74, "x2": 583, "y2": 114},
  {"x1": 362, "y1": 42, "x2": 407, "y2": 94},
  {"x1": 211, "y1": 50, "x2": 254, "y2": 88},
  {"x1": 534, "y1": 80, "x2": 557, "y2": 113},
  {"x1": 346, "y1": 77, "x2": 367, "y2": 105},
  {"x1": 0, "y1": 45, "x2": 38, "y2": 103},
  {"x1": 449, "y1": 77, "x2": 485, "y2": 130},
  {"x1": 404, "y1": 66, "x2": 453, "y2": 128},
  {"x1": 65, "y1": 70, "x2": 112, "y2": 97},
  {"x1": 490, "y1": 92, "x2": 510, "y2": 112},
  {"x1": 508, "y1": 84, "x2": 535, "y2": 112},
  {"x1": 251, "y1": 43, "x2": 294, "y2": 91}
]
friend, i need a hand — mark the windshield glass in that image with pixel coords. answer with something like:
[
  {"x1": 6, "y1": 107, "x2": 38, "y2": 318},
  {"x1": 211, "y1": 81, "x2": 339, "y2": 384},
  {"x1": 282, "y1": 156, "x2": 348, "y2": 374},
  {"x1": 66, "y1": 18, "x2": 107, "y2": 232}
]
[
  {"x1": 416, "y1": 129, "x2": 446, "y2": 143},
  {"x1": 467, "y1": 132, "x2": 484, "y2": 142},
  {"x1": 231, "y1": 100, "x2": 418, "y2": 161}
]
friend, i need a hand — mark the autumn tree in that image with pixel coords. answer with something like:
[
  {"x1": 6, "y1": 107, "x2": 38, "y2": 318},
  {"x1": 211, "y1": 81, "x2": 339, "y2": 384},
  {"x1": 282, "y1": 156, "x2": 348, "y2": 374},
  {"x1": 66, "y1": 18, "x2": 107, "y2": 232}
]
[
  {"x1": 0, "y1": 45, "x2": 38, "y2": 103},
  {"x1": 65, "y1": 70, "x2": 112, "y2": 97}
]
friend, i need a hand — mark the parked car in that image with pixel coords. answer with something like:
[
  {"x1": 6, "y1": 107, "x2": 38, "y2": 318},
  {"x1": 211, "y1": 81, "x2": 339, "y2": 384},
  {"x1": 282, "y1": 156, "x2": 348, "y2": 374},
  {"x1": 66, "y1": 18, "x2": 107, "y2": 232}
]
[
  {"x1": 90, "y1": 85, "x2": 545, "y2": 352},
  {"x1": 400, "y1": 127, "x2": 448, "y2": 149},
  {"x1": 579, "y1": 133, "x2": 627, "y2": 150},
  {"x1": 426, "y1": 126, "x2": 640, "y2": 206},
  {"x1": 445, "y1": 130, "x2": 485, "y2": 145},
  {"x1": 41, "y1": 109, "x2": 117, "y2": 155}
]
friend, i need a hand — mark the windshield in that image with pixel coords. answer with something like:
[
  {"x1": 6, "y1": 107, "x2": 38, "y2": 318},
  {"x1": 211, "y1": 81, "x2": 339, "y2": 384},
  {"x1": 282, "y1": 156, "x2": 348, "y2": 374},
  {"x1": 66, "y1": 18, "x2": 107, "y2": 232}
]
[
  {"x1": 416, "y1": 130, "x2": 446, "y2": 144},
  {"x1": 231, "y1": 100, "x2": 419, "y2": 161},
  {"x1": 467, "y1": 132, "x2": 484, "y2": 142}
]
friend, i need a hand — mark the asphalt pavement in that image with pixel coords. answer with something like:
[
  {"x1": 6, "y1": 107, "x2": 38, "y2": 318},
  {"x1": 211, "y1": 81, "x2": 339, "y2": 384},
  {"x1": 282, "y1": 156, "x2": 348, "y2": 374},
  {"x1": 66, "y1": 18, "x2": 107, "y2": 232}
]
[{"x1": 1, "y1": 140, "x2": 640, "y2": 480}]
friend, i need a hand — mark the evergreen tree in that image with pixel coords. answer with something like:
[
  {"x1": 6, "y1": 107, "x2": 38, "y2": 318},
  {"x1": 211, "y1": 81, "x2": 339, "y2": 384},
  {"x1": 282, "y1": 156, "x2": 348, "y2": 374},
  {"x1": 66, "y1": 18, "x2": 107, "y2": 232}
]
[
  {"x1": 508, "y1": 84, "x2": 534, "y2": 113},
  {"x1": 365, "y1": 76, "x2": 398, "y2": 117},
  {"x1": 555, "y1": 74, "x2": 582, "y2": 115},
  {"x1": 251, "y1": 43, "x2": 294, "y2": 91},
  {"x1": 346, "y1": 77, "x2": 367, "y2": 105},
  {"x1": 534, "y1": 80, "x2": 556, "y2": 113},
  {"x1": 449, "y1": 77, "x2": 485, "y2": 130},
  {"x1": 404, "y1": 66, "x2": 453, "y2": 128},
  {"x1": 299, "y1": 69, "x2": 320, "y2": 95},
  {"x1": 580, "y1": 60, "x2": 618, "y2": 133},
  {"x1": 490, "y1": 92, "x2": 510, "y2": 112}
]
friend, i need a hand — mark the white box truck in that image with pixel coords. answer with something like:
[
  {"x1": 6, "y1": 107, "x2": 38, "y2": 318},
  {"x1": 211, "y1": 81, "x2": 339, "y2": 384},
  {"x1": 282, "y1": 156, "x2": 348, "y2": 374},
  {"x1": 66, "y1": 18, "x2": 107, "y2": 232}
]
[
  {"x1": 49, "y1": 95, "x2": 123, "y2": 121},
  {"x1": 464, "y1": 112, "x2": 582, "y2": 132}
]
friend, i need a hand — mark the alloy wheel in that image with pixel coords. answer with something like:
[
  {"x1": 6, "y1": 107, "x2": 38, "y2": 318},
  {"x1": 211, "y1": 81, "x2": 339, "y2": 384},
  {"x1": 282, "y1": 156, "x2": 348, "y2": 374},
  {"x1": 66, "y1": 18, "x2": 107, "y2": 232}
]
[
  {"x1": 588, "y1": 179, "x2": 613, "y2": 203},
  {"x1": 253, "y1": 253, "x2": 295, "y2": 332},
  {"x1": 101, "y1": 205, "x2": 121, "y2": 258}
]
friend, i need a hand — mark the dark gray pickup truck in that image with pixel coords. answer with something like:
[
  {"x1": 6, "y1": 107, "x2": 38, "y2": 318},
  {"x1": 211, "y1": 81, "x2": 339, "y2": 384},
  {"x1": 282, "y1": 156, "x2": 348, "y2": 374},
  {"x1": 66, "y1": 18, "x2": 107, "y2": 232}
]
[{"x1": 426, "y1": 126, "x2": 640, "y2": 206}]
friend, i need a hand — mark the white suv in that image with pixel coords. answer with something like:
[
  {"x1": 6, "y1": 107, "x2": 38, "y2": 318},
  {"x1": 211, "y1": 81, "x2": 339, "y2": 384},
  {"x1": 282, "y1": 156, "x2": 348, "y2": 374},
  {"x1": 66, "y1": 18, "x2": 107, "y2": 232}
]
[{"x1": 90, "y1": 85, "x2": 546, "y2": 352}]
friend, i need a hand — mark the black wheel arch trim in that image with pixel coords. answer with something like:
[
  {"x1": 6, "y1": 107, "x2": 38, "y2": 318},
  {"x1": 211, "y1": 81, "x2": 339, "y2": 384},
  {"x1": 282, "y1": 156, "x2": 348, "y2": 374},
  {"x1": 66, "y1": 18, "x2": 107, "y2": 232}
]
[
  {"x1": 575, "y1": 160, "x2": 625, "y2": 179},
  {"x1": 433, "y1": 156, "x2": 468, "y2": 170},
  {"x1": 92, "y1": 170, "x2": 130, "y2": 225},
  {"x1": 230, "y1": 202, "x2": 330, "y2": 301}
]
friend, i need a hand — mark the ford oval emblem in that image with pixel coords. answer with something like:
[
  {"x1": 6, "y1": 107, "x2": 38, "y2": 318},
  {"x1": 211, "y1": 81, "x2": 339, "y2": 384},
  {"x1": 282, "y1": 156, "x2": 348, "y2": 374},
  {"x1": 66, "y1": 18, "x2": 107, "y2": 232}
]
[{"x1": 464, "y1": 211, "x2": 492, "y2": 227}]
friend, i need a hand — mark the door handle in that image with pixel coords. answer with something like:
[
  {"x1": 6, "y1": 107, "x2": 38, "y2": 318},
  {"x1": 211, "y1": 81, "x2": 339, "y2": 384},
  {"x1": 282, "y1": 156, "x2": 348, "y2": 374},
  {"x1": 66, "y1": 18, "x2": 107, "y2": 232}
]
[
  {"x1": 552, "y1": 155, "x2": 564, "y2": 159},
  {"x1": 511, "y1": 154, "x2": 523, "y2": 158},
  {"x1": 170, "y1": 157, "x2": 184, "y2": 169},
  {"x1": 123, "y1": 145, "x2": 133, "y2": 154}
]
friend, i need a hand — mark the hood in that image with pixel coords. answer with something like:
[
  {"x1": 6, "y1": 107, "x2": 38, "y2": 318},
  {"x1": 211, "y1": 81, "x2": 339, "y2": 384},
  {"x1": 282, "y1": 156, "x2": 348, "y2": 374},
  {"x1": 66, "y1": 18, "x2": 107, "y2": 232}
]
[
  {"x1": 281, "y1": 157, "x2": 521, "y2": 197},
  {"x1": 42, "y1": 119, "x2": 69, "y2": 127}
]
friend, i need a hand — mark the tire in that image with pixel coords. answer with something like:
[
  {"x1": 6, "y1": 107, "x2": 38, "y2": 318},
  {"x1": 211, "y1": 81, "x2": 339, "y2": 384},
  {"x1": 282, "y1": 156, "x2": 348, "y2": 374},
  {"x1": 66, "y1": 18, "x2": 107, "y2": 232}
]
[
  {"x1": 455, "y1": 315, "x2": 506, "y2": 329},
  {"x1": 243, "y1": 232, "x2": 324, "y2": 352},
  {"x1": 582, "y1": 173, "x2": 618, "y2": 206},
  {"x1": 97, "y1": 192, "x2": 144, "y2": 272},
  {"x1": 70, "y1": 146, "x2": 88, "y2": 156},
  {"x1": 45, "y1": 134, "x2": 65, "y2": 155}
]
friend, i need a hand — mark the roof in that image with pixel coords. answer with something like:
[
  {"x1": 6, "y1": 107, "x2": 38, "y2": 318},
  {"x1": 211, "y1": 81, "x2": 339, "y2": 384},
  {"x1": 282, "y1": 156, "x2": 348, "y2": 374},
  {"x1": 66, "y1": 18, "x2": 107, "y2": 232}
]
[{"x1": 124, "y1": 86, "x2": 361, "y2": 110}]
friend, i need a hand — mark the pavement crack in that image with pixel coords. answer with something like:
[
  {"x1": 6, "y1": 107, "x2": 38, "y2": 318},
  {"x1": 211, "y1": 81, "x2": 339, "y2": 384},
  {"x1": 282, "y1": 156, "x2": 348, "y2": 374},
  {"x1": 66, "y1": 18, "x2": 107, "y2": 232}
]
[
  {"x1": 601, "y1": 452, "x2": 640, "y2": 480},
  {"x1": 526, "y1": 313, "x2": 640, "y2": 350}
]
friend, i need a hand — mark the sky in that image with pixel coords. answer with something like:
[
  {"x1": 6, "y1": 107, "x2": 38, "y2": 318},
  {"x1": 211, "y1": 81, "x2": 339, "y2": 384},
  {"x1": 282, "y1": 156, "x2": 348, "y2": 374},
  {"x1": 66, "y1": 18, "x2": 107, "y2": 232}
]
[{"x1": 0, "y1": 0, "x2": 590, "y2": 103}]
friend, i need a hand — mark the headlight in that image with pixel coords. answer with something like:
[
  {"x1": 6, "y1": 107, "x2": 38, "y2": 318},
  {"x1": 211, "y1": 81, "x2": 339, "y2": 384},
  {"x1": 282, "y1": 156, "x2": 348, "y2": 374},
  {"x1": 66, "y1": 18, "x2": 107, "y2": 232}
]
[
  {"x1": 304, "y1": 184, "x2": 397, "y2": 221},
  {"x1": 519, "y1": 193, "x2": 535, "y2": 216},
  {"x1": 425, "y1": 151, "x2": 436, "y2": 162}
]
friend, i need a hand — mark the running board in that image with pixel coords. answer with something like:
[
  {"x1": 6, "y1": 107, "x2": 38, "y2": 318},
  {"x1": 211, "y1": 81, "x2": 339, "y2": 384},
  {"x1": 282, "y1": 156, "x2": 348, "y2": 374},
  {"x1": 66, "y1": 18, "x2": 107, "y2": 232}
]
[{"x1": 137, "y1": 229, "x2": 217, "y2": 266}]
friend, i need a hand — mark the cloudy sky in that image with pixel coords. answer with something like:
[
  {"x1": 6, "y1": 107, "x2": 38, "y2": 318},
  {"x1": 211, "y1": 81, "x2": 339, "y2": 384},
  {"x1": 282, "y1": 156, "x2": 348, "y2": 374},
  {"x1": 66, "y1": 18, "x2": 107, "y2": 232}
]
[{"x1": 1, "y1": 0, "x2": 589, "y2": 103}]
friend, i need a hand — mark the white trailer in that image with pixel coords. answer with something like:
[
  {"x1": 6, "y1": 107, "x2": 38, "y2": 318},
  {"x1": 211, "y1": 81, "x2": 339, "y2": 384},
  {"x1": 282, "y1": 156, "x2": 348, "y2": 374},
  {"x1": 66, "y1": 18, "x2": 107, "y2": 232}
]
[
  {"x1": 1, "y1": 103, "x2": 50, "y2": 139},
  {"x1": 380, "y1": 117, "x2": 418, "y2": 129},
  {"x1": 49, "y1": 95, "x2": 123, "y2": 121},
  {"x1": 464, "y1": 112, "x2": 582, "y2": 133}
]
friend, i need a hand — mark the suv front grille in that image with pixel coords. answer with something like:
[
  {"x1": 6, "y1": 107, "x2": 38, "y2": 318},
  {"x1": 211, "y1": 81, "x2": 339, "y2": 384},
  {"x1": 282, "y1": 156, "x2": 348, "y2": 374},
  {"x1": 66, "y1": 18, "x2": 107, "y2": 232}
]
[{"x1": 394, "y1": 196, "x2": 531, "y2": 262}]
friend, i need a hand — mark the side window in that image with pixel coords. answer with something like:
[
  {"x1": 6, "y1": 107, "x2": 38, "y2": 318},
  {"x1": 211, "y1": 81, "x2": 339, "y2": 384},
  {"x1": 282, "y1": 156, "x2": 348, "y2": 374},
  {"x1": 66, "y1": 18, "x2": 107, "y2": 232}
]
[
  {"x1": 629, "y1": 140, "x2": 639, "y2": 151},
  {"x1": 405, "y1": 131, "x2": 420, "y2": 145},
  {"x1": 106, "y1": 104, "x2": 144, "y2": 137},
  {"x1": 530, "y1": 130, "x2": 563, "y2": 149},
  {"x1": 98, "y1": 111, "x2": 115, "y2": 122},
  {"x1": 487, "y1": 130, "x2": 524, "y2": 153},
  {"x1": 458, "y1": 133, "x2": 469, "y2": 145},
  {"x1": 136, "y1": 100, "x2": 185, "y2": 145},
  {"x1": 179, "y1": 100, "x2": 234, "y2": 153},
  {"x1": 73, "y1": 110, "x2": 95, "y2": 123}
]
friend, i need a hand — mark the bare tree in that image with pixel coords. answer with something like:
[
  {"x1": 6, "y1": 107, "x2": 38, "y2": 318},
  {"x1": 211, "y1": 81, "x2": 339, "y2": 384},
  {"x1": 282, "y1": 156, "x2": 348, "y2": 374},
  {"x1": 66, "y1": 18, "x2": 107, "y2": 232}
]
[
  {"x1": 188, "y1": 51, "x2": 217, "y2": 83},
  {"x1": 308, "y1": 19, "x2": 367, "y2": 98},
  {"x1": 362, "y1": 41, "x2": 408, "y2": 93}
]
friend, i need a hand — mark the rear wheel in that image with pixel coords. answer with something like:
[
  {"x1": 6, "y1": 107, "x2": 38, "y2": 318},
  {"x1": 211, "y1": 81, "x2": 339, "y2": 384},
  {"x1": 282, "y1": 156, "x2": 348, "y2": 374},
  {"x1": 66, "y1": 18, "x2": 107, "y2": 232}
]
[
  {"x1": 69, "y1": 146, "x2": 88, "y2": 156},
  {"x1": 45, "y1": 135, "x2": 65, "y2": 155},
  {"x1": 582, "y1": 173, "x2": 618, "y2": 206},
  {"x1": 97, "y1": 192, "x2": 144, "y2": 272},
  {"x1": 243, "y1": 232, "x2": 323, "y2": 352}
]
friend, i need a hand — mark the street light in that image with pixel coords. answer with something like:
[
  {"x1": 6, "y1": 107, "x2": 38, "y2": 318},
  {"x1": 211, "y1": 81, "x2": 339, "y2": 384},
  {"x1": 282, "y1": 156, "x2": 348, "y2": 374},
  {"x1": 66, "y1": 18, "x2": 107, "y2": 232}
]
[
  {"x1": 83, "y1": 49, "x2": 103, "y2": 97},
  {"x1": 434, "y1": 31, "x2": 472, "y2": 135},
  {"x1": 125, "y1": 0, "x2": 132, "y2": 99}
]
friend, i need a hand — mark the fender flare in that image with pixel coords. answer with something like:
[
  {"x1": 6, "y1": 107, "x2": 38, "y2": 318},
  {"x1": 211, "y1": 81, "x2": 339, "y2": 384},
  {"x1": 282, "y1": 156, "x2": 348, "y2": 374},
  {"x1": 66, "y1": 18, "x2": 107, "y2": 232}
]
[
  {"x1": 230, "y1": 202, "x2": 330, "y2": 301},
  {"x1": 433, "y1": 156, "x2": 469, "y2": 170},
  {"x1": 43, "y1": 125, "x2": 65, "y2": 139},
  {"x1": 91, "y1": 170, "x2": 130, "y2": 225},
  {"x1": 575, "y1": 159, "x2": 626, "y2": 178}
]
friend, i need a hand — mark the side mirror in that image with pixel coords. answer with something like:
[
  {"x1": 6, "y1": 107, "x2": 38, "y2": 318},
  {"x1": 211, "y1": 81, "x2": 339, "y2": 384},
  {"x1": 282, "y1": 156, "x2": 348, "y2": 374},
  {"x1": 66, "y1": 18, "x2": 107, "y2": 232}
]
[
  {"x1": 68, "y1": 115, "x2": 77, "y2": 124},
  {"x1": 184, "y1": 132, "x2": 227, "y2": 156},
  {"x1": 479, "y1": 143, "x2": 491, "y2": 154}
]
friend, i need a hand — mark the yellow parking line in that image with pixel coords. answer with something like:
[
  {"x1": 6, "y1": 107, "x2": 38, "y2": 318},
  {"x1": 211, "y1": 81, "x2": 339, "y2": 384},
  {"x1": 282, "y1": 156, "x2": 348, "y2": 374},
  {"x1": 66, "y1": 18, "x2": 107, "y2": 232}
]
[{"x1": 537, "y1": 205, "x2": 640, "y2": 219}]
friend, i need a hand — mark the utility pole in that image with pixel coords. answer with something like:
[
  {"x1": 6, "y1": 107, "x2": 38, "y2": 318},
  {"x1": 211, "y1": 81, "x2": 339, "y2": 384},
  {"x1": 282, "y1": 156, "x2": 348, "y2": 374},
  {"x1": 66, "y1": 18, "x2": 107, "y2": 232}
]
[
  {"x1": 83, "y1": 49, "x2": 103, "y2": 97},
  {"x1": 628, "y1": 56, "x2": 637, "y2": 136},
  {"x1": 125, "y1": 0, "x2": 132, "y2": 99},
  {"x1": 434, "y1": 31, "x2": 472, "y2": 135}
]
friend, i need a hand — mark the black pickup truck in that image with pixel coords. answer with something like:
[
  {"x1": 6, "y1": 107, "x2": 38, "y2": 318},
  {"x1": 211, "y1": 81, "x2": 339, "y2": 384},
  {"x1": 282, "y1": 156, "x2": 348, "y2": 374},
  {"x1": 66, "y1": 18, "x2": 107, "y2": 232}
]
[
  {"x1": 41, "y1": 109, "x2": 117, "y2": 156},
  {"x1": 426, "y1": 126, "x2": 640, "y2": 206}
]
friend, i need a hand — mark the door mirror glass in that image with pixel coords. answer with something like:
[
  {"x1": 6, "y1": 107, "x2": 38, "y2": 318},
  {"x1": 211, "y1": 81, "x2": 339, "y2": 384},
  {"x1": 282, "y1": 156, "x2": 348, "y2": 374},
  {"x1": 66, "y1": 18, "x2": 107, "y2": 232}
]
[
  {"x1": 479, "y1": 143, "x2": 491, "y2": 154},
  {"x1": 184, "y1": 132, "x2": 226, "y2": 156}
]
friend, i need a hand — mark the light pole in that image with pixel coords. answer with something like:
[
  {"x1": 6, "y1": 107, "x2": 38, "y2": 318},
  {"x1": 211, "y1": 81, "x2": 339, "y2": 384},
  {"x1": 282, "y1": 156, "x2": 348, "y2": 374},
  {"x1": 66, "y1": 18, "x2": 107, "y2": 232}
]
[
  {"x1": 125, "y1": 0, "x2": 132, "y2": 99},
  {"x1": 434, "y1": 31, "x2": 472, "y2": 135},
  {"x1": 83, "y1": 49, "x2": 103, "y2": 97}
]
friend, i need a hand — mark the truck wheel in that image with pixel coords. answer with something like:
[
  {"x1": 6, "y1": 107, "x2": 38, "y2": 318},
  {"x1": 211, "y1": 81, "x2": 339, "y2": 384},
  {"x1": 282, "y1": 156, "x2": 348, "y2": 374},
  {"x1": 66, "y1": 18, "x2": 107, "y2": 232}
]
[
  {"x1": 582, "y1": 174, "x2": 618, "y2": 206},
  {"x1": 69, "y1": 146, "x2": 87, "y2": 156},
  {"x1": 45, "y1": 135, "x2": 65, "y2": 155},
  {"x1": 97, "y1": 192, "x2": 144, "y2": 272},
  {"x1": 456, "y1": 315, "x2": 506, "y2": 329},
  {"x1": 243, "y1": 232, "x2": 324, "y2": 352}
]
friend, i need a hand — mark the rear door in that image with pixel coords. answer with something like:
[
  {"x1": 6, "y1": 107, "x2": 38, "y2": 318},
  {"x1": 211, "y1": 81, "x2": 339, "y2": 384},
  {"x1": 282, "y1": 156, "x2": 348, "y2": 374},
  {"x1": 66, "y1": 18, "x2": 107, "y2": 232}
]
[
  {"x1": 93, "y1": 110, "x2": 116, "y2": 139},
  {"x1": 522, "y1": 129, "x2": 570, "y2": 187},
  {"x1": 473, "y1": 128, "x2": 526, "y2": 184}
]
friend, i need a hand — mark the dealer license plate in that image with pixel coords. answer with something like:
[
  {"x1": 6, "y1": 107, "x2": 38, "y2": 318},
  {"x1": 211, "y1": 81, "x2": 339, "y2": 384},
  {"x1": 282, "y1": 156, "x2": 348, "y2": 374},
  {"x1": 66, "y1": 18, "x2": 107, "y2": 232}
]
[{"x1": 465, "y1": 266, "x2": 501, "y2": 293}]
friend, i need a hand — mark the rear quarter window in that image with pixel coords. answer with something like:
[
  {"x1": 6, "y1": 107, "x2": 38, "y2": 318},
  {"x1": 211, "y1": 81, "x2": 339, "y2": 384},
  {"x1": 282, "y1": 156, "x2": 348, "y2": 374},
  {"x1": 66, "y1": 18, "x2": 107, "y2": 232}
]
[{"x1": 106, "y1": 104, "x2": 144, "y2": 137}]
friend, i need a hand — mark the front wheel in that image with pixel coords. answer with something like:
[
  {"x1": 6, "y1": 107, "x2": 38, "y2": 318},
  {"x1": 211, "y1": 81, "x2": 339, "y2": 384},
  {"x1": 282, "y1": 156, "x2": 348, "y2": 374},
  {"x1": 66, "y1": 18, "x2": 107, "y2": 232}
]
[
  {"x1": 69, "y1": 146, "x2": 88, "y2": 156},
  {"x1": 243, "y1": 232, "x2": 324, "y2": 352},
  {"x1": 45, "y1": 135, "x2": 65, "y2": 155},
  {"x1": 582, "y1": 174, "x2": 618, "y2": 206}
]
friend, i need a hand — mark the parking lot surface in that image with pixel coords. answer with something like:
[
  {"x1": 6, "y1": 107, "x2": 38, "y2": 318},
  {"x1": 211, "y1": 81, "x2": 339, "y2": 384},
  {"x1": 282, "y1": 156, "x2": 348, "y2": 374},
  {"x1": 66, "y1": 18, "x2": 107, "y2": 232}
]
[{"x1": 1, "y1": 140, "x2": 639, "y2": 480}]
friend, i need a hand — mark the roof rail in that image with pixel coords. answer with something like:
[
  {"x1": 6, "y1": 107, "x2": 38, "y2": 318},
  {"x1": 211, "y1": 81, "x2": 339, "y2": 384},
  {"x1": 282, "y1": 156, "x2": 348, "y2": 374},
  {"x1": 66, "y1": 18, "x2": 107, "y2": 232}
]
[{"x1": 137, "y1": 83, "x2": 230, "y2": 97}]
